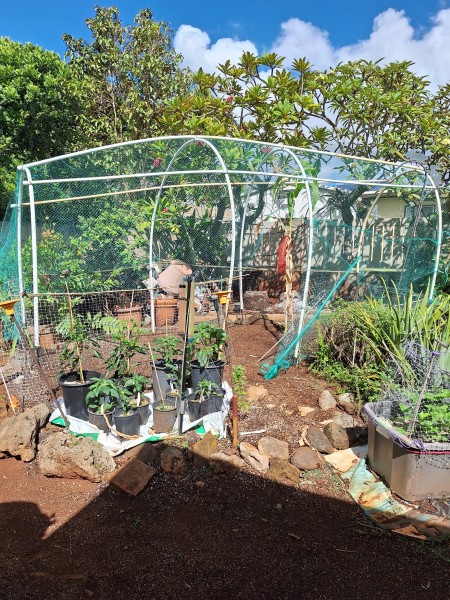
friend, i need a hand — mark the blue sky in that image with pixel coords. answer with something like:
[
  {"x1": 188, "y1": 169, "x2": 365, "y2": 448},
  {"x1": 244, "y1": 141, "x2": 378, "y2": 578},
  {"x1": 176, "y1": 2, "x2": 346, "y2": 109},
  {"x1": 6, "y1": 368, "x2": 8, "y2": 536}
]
[{"x1": 1, "y1": 1, "x2": 449, "y2": 86}]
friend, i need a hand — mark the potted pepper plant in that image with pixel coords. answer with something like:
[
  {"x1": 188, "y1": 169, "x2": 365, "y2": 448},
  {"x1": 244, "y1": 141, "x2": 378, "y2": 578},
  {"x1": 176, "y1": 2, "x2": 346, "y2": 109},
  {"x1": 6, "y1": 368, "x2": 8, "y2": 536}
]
[
  {"x1": 113, "y1": 387, "x2": 140, "y2": 436},
  {"x1": 190, "y1": 321, "x2": 226, "y2": 389},
  {"x1": 151, "y1": 335, "x2": 182, "y2": 405},
  {"x1": 100, "y1": 318, "x2": 147, "y2": 380},
  {"x1": 85, "y1": 376, "x2": 120, "y2": 433},
  {"x1": 188, "y1": 379, "x2": 224, "y2": 421},
  {"x1": 56, "y1": 300, "x2": 102, "y2": 420},
  {"x1": 124, "y1": 373, "x2": 151, "y2": 425}
]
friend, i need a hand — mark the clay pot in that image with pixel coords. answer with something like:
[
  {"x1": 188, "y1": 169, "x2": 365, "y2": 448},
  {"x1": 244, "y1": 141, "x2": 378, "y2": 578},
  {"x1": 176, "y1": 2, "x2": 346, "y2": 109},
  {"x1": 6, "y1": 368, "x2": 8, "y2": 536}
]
[
  {"x1": 154, "y1": 297, "x2": 177, "y2": 327},
  {"x1": 115, "y1": 304, "x2": 142, "y2": 325},
  {"x1": 157, "y1": 261, "x2": 192, "y2": 296}
]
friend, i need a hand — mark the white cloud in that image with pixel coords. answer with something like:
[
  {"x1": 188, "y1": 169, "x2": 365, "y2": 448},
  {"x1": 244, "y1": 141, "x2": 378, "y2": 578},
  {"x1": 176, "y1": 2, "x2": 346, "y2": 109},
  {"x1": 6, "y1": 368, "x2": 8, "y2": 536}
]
[
  {"x1": 334, "y1": 8, "x2": 450, "y2": 86},
  {"x1": 174, "y1": 25, "x2": 257, "y2": 72},
  {"x1": 174, "y1": 9, "x2": 450, "y2": 88}
]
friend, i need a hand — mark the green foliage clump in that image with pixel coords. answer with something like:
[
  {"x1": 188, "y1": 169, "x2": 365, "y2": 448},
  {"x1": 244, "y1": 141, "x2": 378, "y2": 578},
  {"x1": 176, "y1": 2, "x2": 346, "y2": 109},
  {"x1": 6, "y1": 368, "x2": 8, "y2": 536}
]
[
  {"x1": 397, "y1": 391, "x2": 450, "y2": 443},
  {"x1": 192, "y1": 322, "x2": 226, "y2": 368},
  {"x1": 310, "y1": 316, "x2": 387, "y2": 406},
  {"x1": 310, "y1": 285, "x2": 450, "y2": 405},
  {"x1": 0, "y1": 38, "x2": 83, "y2": 215},
  {"x1": 63, "y1": 6, "x2": 191, "y2": 146}
]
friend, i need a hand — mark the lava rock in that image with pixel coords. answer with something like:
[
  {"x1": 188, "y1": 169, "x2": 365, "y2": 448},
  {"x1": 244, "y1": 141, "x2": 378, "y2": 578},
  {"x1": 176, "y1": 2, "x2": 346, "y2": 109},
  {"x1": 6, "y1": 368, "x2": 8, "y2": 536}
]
[
  {"x1": 290, "y1": 447, "x2": 323, "y2": 470},
  {"x1": 38, "y1": 432, "x2": 115, "y2": 482},
  {"x1": 240, "y1": 441, "x2": 270, "y2": 473},
  {"x1": 191, "y1": 431, "x2": 218, "y2": 468},
  {"x1": 333, "y1": 411, "x2": 356, "y2": 428},
  {"x1": 160, "y1": 446, "x2": 187, "y2": 475},
  {"x1": 318, "y1": 390, "x2": 336, "y2": 411},
  {"x1": 323, "y1": 422, "x2": 350, "y2": 450},
  {"x1": 305, "y1": 426, "x2": 334, "y2": 454},
  {"x1": 337, "y1": 393, "x2": 358, "y2": 415},
  {"x1": 257, "y1": 436, "x2": 289, "y2": 460},
  {"x1": 0, "y1": 403, "x2": 50, "y2": 462},
  {"x1": 268, "y1": 457, "x2": 300, "y2": 484},
  {"x1": 209, "y1": 452, "x2": 244, "y2": 476}
]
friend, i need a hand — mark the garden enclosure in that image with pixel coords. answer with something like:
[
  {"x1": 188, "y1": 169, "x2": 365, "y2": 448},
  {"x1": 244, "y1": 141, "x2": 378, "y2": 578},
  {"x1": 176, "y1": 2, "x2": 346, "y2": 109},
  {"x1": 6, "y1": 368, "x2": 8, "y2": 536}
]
[{"x1": 0, "y1": 135, "x2": 443, "y2": 405}]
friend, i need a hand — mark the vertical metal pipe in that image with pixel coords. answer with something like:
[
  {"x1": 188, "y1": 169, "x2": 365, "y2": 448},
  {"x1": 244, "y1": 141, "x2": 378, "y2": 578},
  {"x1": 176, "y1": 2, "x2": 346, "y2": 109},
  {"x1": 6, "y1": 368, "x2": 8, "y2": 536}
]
[
  {"x1": 178, "y1": 276, "x2": 192, "y2": 435},
  {"x1": 23, "y1": 167, "x2": 39, "y2": 347},
  {"x1": 16, "y1": 167, "x2": 25, "y2": 323}
]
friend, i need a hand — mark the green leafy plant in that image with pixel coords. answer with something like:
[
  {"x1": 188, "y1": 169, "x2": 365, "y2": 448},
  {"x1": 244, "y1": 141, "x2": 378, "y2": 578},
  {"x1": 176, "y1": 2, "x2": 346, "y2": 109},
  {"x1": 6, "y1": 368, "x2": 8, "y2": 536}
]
[
  {"x1": 192, "y1": 322, "x2": 226, "y2": 367},
  {"x1": 309, "y1": 300, "x2": 391, "y2": 404},
  {"x1": 56, "y1": 299, "x2": 103, "y2": 383},
  {"x1": 152, "y1": 335, "x2": 182, "y2": 383},
  {"x1": 195, "y1": 379, "x2": 221, "y2": 401},
  {"x1": 115, "y1": 386, "x2": 135, "y2": 416},
  {"x1": 85, "y1": 376, "x2": 120, "y2": 413},
  {"x1": 396, "y1": 391, "x2": 450, "y2": 443},
  {"x1": 96, "y1": 315, "x2": 147, "y2": 379},
  {"x1": 352, "y1": 283, "x2": 450, "y2": 380},
  {"x1": 232, "y1": 364, "x2": 250, "y2": 415},
  {"x1": 152, "y1": 335, "x2": 181, "y2": 364},
  {"x1": 123, "y1": 374, "x2": 149, "y2": 397}
]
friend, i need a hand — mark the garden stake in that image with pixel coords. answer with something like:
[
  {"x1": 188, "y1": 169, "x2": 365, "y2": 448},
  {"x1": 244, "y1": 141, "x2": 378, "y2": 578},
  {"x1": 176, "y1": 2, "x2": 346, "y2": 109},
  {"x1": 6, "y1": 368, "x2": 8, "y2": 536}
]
[
  {"x1": 65, "y1": 282, "x2": 84, "y2": 384},
  {"x1": 147, "y1": 342, "x2": 165, "y2": 404},
  {"x1": 232, "y1": 394, "x2": 238, "y2": 448},
  {"x1": 0, "y1": 299, "x2": 70, "y2": 428}
]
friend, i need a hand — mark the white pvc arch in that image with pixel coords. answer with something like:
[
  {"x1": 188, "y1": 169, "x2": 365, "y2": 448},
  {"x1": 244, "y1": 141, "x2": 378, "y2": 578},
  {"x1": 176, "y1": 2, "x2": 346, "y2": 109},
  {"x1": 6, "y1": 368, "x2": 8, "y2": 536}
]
[{"x1": 13, "y1": 135, "x2": 443, "y2": 348}]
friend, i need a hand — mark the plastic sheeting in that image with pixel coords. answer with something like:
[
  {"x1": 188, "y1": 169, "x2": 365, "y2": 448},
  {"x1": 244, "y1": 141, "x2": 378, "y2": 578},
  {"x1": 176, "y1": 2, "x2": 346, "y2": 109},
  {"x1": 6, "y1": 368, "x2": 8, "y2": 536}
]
[{"x1": 50, "y1": 382, "x2": 232, "y2": 457}]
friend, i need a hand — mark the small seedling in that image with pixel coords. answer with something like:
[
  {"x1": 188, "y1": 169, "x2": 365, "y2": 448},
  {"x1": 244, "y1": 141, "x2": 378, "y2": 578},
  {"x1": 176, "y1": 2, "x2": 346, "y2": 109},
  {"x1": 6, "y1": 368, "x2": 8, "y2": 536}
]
[{"x1": 232, "y1": 364, "x2": 250, "y2": 415}]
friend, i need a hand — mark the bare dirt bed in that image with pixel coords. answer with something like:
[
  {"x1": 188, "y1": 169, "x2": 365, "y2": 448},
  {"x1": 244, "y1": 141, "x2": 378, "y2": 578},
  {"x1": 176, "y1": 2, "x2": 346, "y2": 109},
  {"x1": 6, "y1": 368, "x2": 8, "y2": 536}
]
[{"x1": 1, "y1": 319, "x2": 450, "y2": 600}]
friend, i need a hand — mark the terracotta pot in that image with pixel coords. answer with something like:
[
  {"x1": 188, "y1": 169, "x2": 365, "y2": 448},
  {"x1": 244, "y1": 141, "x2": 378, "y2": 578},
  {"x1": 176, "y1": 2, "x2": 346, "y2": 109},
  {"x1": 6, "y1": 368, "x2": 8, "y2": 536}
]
[
  {"x1": 154, "y1": 297, "x2": 177, "y2": 327},
  {"x1": 115, "y1": 304, "x2": 142, "y2": 325}
]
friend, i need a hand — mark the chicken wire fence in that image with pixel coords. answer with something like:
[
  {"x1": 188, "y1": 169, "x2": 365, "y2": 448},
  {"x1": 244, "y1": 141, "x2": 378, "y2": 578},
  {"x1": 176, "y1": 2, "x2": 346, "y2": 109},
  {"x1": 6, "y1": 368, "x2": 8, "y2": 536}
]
[{"x1": 0, "y1": 135, "x2": 443, "y2": 402}]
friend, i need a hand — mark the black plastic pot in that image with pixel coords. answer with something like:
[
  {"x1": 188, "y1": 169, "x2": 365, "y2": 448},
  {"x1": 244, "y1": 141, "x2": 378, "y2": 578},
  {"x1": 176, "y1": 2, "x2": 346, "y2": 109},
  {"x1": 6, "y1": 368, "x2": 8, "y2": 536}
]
[
  {"x1": 130, "y1": 400, "x2": 150, "y2": 426},
  {"x1": 58, "y1": 370, "x2": 101, "y2": 421},
  {"x1": 153, "y1": 405, "x2": 177, "y2": 433},
  {"x1": 152, "y1": 361, "x2": 179, "y2": 406},
  {"x1": 87, "y1": 408, "x2": 114, "y2": 433},
  {"x1": 114, "y1": 409, "x2": 140, "y2": 436},
  {"x1": 188, "y1": 389, "x2": 224, "y2": 421},
  {"x1": 208, "y1": 391, "x2": 224, "y2": 413},
  {"x1": 190, "y1": 360, "x2": 225, "y2": 389},
  {"x1": 187, "y1": 396, "x2": 206, "y2": 422}
]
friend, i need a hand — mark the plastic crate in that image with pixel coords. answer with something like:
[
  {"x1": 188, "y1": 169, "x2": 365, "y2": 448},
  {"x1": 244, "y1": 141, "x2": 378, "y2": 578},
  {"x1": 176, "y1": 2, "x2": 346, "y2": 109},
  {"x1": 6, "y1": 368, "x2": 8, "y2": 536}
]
[{"x1": 365, "y1": 401, "x2": 450, "y2": 502}]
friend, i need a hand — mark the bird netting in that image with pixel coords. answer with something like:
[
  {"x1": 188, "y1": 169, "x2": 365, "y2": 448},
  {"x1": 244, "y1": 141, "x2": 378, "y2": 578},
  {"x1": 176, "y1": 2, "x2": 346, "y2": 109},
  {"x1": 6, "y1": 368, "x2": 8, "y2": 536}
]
[{"x1": 0, "y1": 135, "x2": 443, "y2": 395}]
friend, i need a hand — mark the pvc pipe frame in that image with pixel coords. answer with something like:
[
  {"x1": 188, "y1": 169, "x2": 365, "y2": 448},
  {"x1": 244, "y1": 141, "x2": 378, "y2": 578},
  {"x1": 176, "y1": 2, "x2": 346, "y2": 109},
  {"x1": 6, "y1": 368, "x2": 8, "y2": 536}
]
[
  {"x1": 22, "y1": 166, "x2": 40, "y2": 347},
  {"x1": 16, "y1": 136, "x2": 443, "y2": 342},
  {"x1": 149, "y1": 137, "x2": 236, "y2": 332},
  {"x1": 237, "y1": 146, "x2": 314, "y2": 360}
]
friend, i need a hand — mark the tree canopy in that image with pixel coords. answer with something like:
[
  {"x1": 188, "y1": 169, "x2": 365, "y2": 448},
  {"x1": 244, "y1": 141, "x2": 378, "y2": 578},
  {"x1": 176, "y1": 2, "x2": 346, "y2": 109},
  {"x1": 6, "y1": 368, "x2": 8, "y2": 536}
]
[
  {"x1": 160, "y1": 53, "x2": 450, "y2": 182},
  {"x1": 0, "y1": 37, "x2": 82, "y2": 213},
  {"x1": 63, "y1": 6, "x2": 191, "y2": 146}
]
